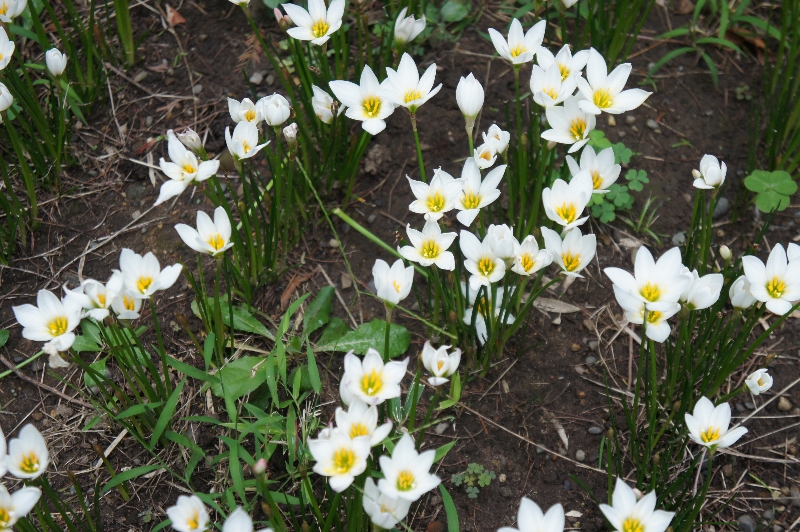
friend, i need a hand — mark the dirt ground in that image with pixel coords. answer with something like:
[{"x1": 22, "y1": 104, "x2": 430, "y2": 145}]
[{"x1": 1, "y1": 1, "x2": 799, "y2": 530}]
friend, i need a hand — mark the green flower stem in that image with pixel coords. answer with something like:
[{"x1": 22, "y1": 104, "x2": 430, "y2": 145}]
[
  {"x1": 418, "y1": 387, "x2": 442, "y2": 450},
  {"x1": 513, "y1": 65, "x2": 523, "y2": 143},
  {"x1": 383, "y1": 304, "x2": 393, "y2": 362},
  {"x1": 0, "y1": 350, "x2": 44, "y2": 379},
  {"x1": 407, "y1": 363, "x2": 423, "y2": 433},
  {"x1": 148, "y1": 298, "x2": 173, "y2": 396},
  {"x1": 410, "y1": 113, "x2": 427, "y2": 182}
]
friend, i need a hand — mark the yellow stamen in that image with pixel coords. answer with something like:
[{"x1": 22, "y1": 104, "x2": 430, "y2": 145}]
[
  {"x1": 396, "y1": 470, "x2": 416, "y2": 491},
  {"x1": 242, "y1": 140, "x2": 252, "y2": 154},
  {"x1": 757, "y1": 377, "x2": 766, "y2": 386},
  {"x1": 363, "y1": 95, "x2": 381, "y2": 118},
  {"x1": 47, "y1": 316, "x2": 68, "y2": 336},
  {"x1": 330, "y1": 447, "x2": 356, "y2": 474},
  {"x1": 350, "y1": 423, "x2": 369, "y2": 438},
  {"x1": 569, "y1": 118, "x2": 587, "y2": 140},
  {"x1": 700, "y1": 427, "x2": 721, "y2": 443},
  {"x1": 645, "y1": 310, "x2": 662, "y2": 324},
  {"x1": 479, "y1": 150, "x2": 493, "y2": 161},
  {"x1": 187, "y1": 512, "x2": 200, "y2": 530},
  {"x1": 360, "y1": 369, "x2": 383, "y2": 396},
  {"x1": 477, "y1": 257, "x2": 495, "y2": 277},
  {"x1": 206, "y1": 233, "x2": 226, "y2": 250},
  {"x1": 96, "y1": 293, "x2": 106, "y2": 307},
  {"x1": 509, "y1": 43, "x2": 526, "y2": 58},
  {"x1": 543, "y1": 87, "x2": 559, "y2": 100},
  {"x1": 519, "y1": 253, "x2": 534, "y2": 273},
  {"x1": 477, "y1": 296, "x2": 492, "y2": 316},
  {"x1": 404, "y1": 89, "x2": 422, "y2": 103},
  {"x1": 136, "y1": 276, "x2": 153, "y2": 294},
  {"x1": 437, "y1": 360, "x2": 445, "y2": 370},
  {"x1": 462, "y1": 190, "x2": 482, "y2": 209},
  {"x1": 392, "y1": 280, "x2": 402, "y2": 293},
  {"x1": 591, "y1": 170, "x2": 603, "y2": 190},
  {"x1": 426, "y1": 190, "x2": 445, "y2": 212},
  {"x1": 593, "y1": 88, "x2": 613, "y2": 109},
  {"x1": 312, "y1": 19, "x2": 330, "y2": 38},
  {"x1": 123, "y1": 296, "x2": 136, "y2": 311},
  {"x1": 0, "y1": 507, "x2": 9, "y2": 527},
  {"x1": 555, "y1": 203, "x2": 577, "y2": 224},
  {"x1": 420, "y1": 240, "x2": 440, "y2": 259},
  {"x1": 182, "y1": 163, "x2": 197, "y2": 174},
  {"x1": 244, "y1": 109, "x2": 256, "y2": 122},
  {"x1": 558, "y1": 63, "x2": 570, "y2": 81},
  {"x1": 622, "y1": 517, "x2": 644, "y2": 532},
  {"x1": 562, "y1": 252, "x2": 580, "y2": 272},
  {"x1": 766, "y1": 277, "x2": 786, "y2": 298},
  {"x1": 640, "y1": 282, "x2": 661, "y2": 302},
  {"x1": 19, "y1": 451, "x2": 40, "y2": 474}
]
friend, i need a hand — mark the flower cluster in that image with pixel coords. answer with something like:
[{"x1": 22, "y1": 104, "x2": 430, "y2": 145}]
[
  {"x1": 0, "y1": 424, "x2": 49, "y2": 528},
  {"x1": 167, "y1": 496, "x2": 273, "y2": 532}
]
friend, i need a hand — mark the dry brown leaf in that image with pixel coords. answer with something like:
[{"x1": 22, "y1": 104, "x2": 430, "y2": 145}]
[
  {"x1": 281, "y1": 270, "x2": 314, "y2": 309},
  {"x1": 534, "y1": 298, "x2": 582, "y2": 314},
  {"x1": 166, "y1": 5, "x2": 186, "y2": 26}
]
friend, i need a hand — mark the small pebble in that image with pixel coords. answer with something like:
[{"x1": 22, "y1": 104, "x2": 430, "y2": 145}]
[
  {"x1": 249, "y1": 72, "x2": 264, "y2": 85},
  {"x1": 735, "y1": 402, "x2": 746, "y2": 413},
  {"x1": 672, "y1": 232, "x2": 686, "y2": 246},
  {"x1": 773, "y1": 526, "x2": 783, "y2": 532},
  {"x1": 705, "y1": 109, "x2": 714, "y2": 116},
  {"x1": 319, "y1": 239, "x2": 328, "y2": 248},
  {"x1": 499, "y1": 487, "x2": 514, "y2": 498},
  {"x1": 738, "y1": 515, "x2": 756, "y2": 532},
  {"x1": 340, "y1": 273, "x2": 352, "y2": 290},
  {"x1": 762, "y1": 510, "x2": 774, "y2": 521},
  {"x1": 141, "y1": 227, "x2": 147, "y2": 234},
  {"x1": 585, "y1": 356, "x2": 597, "y2": 366},
  {"x1": 713, "y1": 197, "x2": 731, "y2": 220},
  {"x1": 266, "y1": 74, "x2": 276, "y2": 86},
  {"x1": 625, "y1": 115, "x2": 637, "y2": 125},
  {"x1": 571, "y1": 343, "x2": 581, "y2": 352},
  {"x1": 367, "y1": 214, "x2": 377, "y2": 224},
  {"x1": 607, "y1": 116, "x2": 616, "y2": 127},
  {"x1": 133, "y1": 71, "x2": 148, "y2": 83},
  {"x1": 588, "y1": 341, "x2": 598, "y2": 351},
  {"x1": 145, "y1": 116, "x2": 153, "y2": 127},
  {"x1": 588, "y1": 426, "x2": 603, "y2": 435},
  {"x1": 575, "y1": 450, "x2": 586, "y2": 462},
  {"x1": 777, "y1": 397, "x2": 792, "y2": 412},
  {"x1": 563, "y1": 480, "x2": 572, "y2": 491},
  {"x1": 745, "y1": 401, "x2": 756, "y2": 410},
  {"x1": 192, "y1": 84, "x2": 203, "y2": 95},
  {"x1": 536, "y1": 445, "x2": 546, "y2": 454},
  {"x1": 131, "y1": 210, "x2": 142, "y2": 221},
  {"x1": 618, "y1": 130, "x2": 626, "y2": 138},
  {"x1": 646, "y1": 119, "x2": 659, "y2": 130},
  {"x1": 328, "y1": 238, "x2": 339, "y2": 248},
  {"x1": 434, "y1": 423, "x2": 448, "y2": 435},
  {"x1": 722, "y1": 464, "x2": 733, "y2": 477}
]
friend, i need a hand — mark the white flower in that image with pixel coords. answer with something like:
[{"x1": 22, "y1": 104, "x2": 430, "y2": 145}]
[
  {"x1": 566, "y1": 146, "x2": 620, "y2": 193},
  {"x1": 156, "y1": 130, "x2": 220, "y2": 206},
  {"x1": 789, "y1": 243, "x2": 800, "y2": 263},
  {"x1": 6, "y1": 424, "x2": 49, "y2": 479},
  {"x1": 176, "y1": 128, "x2": 203, "y2": 152},
  {"x1": 0, "y1": 28, "x2": 16, "y2": 70},
  {"x1": 482, "y1": 124, "x2": 510, "y2": 155},
  {"x1": 372, "y1": 258, "x2": 414, "y2": 306},
  {"x1": 363, "y1": 477, "x2": 411, "y2": 529},
  {"x1": 486, "y1": 223, "x2": 519, "y2": 264},
  {"x1": 222, "y1": 507, "x2": 273, "y2": 532},
  {"x1": 225, "y1": 121, "x2": 269, "y2": 160},
  {"x1": 421, "y1": 341, "x2": 461, "y2": 386},
  {"x1": 0, "y1": 484, "x2": 41, "y2": 529},
  {"x1": 499, "y1": 498, "x2": 565, "y2": 532},
  {"x1": 561, "y1": 0, "x2": 579, "y2": 6},
  {"x1": 685, "y1": 397, "x2": 748, "y2": 449},
  {"x1": 745, "y1": 369, "x2": 773, "y2": 395},
  {"x1": 308, "y1": 428, "x2": 370, "y2": 492},
  {"x1": 454, "y1": 159, "x2": 505, "y2": 227},
  {"x1": 311, "y1": 84, "x2": 340, "y2": 124},
  {"x1": 45, "y1": 48, "x2": 67, "y2": 76},
  {"x1": 175, "y1": 207, "x2": 234, "y2": 257},
  {"x1": 679, "y1": 269, "x2": 723, "y2": 310},
  {"x1": 488, "y1": 18, "x2": 546, "y2": 65},
  {"x1": 118, "y1": 248, "x2": 182, "y2": 299},
  {"x1": 604, "y1": 247, "x2": 691, "y2": 307},
  {"x1": 729, "y1": 275, "x2": 757, "y2": 309},
  {"x1": 541, "y1": 96, "x2": 596, "y2": 152},
  {"x1": 512, "y1": 235, "x2": 553, "y2": 276},
  {"x1": 599, "y1": 479, "x2": 675, "y2": 532},
  {"x1": 537, "y1": 45, "x2": 589, "y2": 82},
  {"x1": 64, "y1": 273, "x2": 124, "y2": 321},
  {"x1": 0, "y1": 0, "x2": 26, "y2": 23},
  {"x1": 330, "y1": 65, "x2": 396, "y2": 135},
  {"x1": 334, "y1": 398, "x2": 392, "y2": 446},
  {"x1": 339, "y1": 348, "x2": 409, "y2": 406},
  {"x1": 0, "y1": 82, "x2": 13, "y2": 116},
  {"x1": 612, "y1": 286, "x2": 680, "y2": 342},
  {"x1": 282, "y1": 0, "x2": 344, "y2": 45},
  {"x1": 742, "y1": 244, "x2": 800, "y2": 315},
  {"x1": 283, "y1": 123, "x2": 298, "y2": 151},
  {"x1": 12, "y1": 289, "x2": 81, "y2": 359},
  {"x1": 111, "y1": 290, "x2": 143, "y2": 320},
  {"x1": 166, "y1": 495, "x2": 210, "y2": 532},
  {"x1": 0, "y1": 427, "x2": 5, "y2": 477},
  {"x1": 398, "y1": 220, "x2": 456, "y2": 270},
  {"x1": 531, "y1": 63, "x2": 577, "y2": 108},
  {"x1": 378, "y1": 433, "x2": 441, "y2": 501},
  {"x1": 460, "y1": 230, "x2": 506, "y2": 289},
  {"x1": 577, "y1": 48, "x2": 651, "y2": 115},
  {"x1": 257, "y1": 93, "x2": 292, "y2": 126},
  {"x1": 462, "y1": 283, "x2": 514, "y2": 345},
  {"x1": 394, "y1": 6, "x2": 425, "y2": 45},
  {"x1": 692, "y1": 154, "x2": 727, "y2": 190},
  {"x1": 473, "y1": 142, "x2": 497, "y2": 169},
  {"x1": 228, "y1": 97, "x2": 263, "y2": 124},
  {"x1": 541, "y1": 227, "x2": 596, "y2": 277},
  {"x1": 456, "y1": 73, "x2": 484, "y2": 120},
  {"x1": 407, "y1": 167, "x2": 462, "y2": 221},
  {"x1": 384, "y1": 53, "x2": 441, "y2": 113},
  {"x1": 542, "y1": 173, "x2": 593, "y2": 231},
  {"x1": 720, "y1": 245, "x2": 732, "y2": 261}
]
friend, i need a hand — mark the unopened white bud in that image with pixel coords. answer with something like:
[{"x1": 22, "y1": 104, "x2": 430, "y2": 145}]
[{"x1": 719, "y1": 245, "x2": 731, "y2": 261}]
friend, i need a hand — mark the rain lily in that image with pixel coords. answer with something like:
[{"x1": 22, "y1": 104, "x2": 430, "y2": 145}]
[
  {"x1": 599, "y1": 478, "x2": 675, "y2": 532},
  {"x1": 499, "y1": 498, "x2": 565, "y2": 532},
  {"x1": 692, "y1": 154, "x2": 727, "y2": 190},
  {"x1": 282, "y1": 0, "x2": 344, "y2": 45},
  {"x1": 512, "y1": 235, "x2": 553, "y2": 276},
  {"x1": 111, "y1": 290, "x2": 143, "y2": 320},
  {"x1": 420, "y1": 341, "x2": 461, "y2": 386},
  {"x1": 363, "y1": 477, "x2": 411, "y2": 529},
  {"x1": 542, "y1": 95, "x2": 596, "y2": 152},
  {"x1": 221, "y1": 507, "x2": 273, "y2": 532},
  {"x1": 742, "y1": 243, "x2": 800, "y2": 315},
  {"x1": 225, "y1": 121, "x2": 269, "y2": 160},
  {"x1": 679, "y1": 269, "x2": 723, "y2": 310},
  {"x1": 339, "y1": 348, "x2": 409, "y2": 406},
  {"x1": 228, "y1": 97, "x2": 263, "y2": 124},
  {"x1": 577, "y1": 48, "x2": 651, "y2": 115},
  {"x1": 541, "y1": 173, "x2": 593, "y2": 231},
  {"x1": 64, "y1": 273, "x2": 124, "y2": 321},
  {"x1": 175, "y1": 207, "x2": 234, "y2": 257},
  {"x1": 378, "y1": 433, "x2": 441, "y2": 501},
  {"x1": 460, "y1": 230, "x2": 506, "y2": 289},
  {"x1": 274, "y1": 7, "x2": 292, "y2": 30},
  {"x1": 372, "y1": 258, "x2": 414, "y2": 306},
  {"x1": 118, "y1": 248, "x2": 182, "y2": 299},
  {"x1": 384, "y1": 53, "x2": 442, "y2": 113},
  {"x1": 308, "y1": 428, "x2": 370, "y2": 492},
  {"x1": 789, "y1": 243, "x2": 800, "y2": 263},
  {"x1": 456, "y1": 73, "x2": 484, "y2": 127},
  {"x1": 45, "y1": 48, "x2": 67, "y2": 76},
  {"x1": 612, "y1": 285, "x2": 681, "y2": 342},
  {"x1": 330, "y1": 65, "x2": 396, "y2": 135},
  {"x1": 0, "y1": 0, "x2": 26, "y2": 24},
  {"x1": 0, "y1": 427, "x2": 6, "y2": 477},
  {"x1": 407, "y1": 167, "x2": 462, "y2": 221},
  {"x1": 720, "y1": 245, "x2": 732, "y2": 261},
  {"x1": 604, "y1": 247, "x2": 691, "y2": 307},
  {"x1": 0, "y1": 484, "x2": 41, "y2": 530},
  {"x1": 488, "y1": 18, "x2": 546, "y2": 65},
  {"x1": 311, "y1": 84, "x2": 340, "y2": 124},
  {"x1": 537, "y1": 44, "x2": 589, "y2": 82},
  {"x1": 482, "y1": 124, "x2": 510, "y2": 155},
  {"x1": 685, "y1": 397, "x2": 747, "y2": 449},
  {"x1": 283, "y1": 122, "x2": 298, "y2": 151},
  {"x1": 462, "y1": 283, "x2": 514, "y2": 345},
  {"x1": 745, "y1": 369, "x2": 773, "y2": 395},
  {"x1": 394, "y1": 6, "x2": 425, "y2": 45},
  {"x1": 166, "y1": 495, "x2": 210, "y2": 532},
  {"x1": 473, "y1": 142, "x2": 497, "y2": 169},
  {"x1": 12, "y1": 289, "x2": 81, "y2": 366},
  {"x1": 257, "y1": 93, "x2": 292, "y2": 126},
  {"x1": 530, "y1": 63, "x2": 578, "y2": 108},
  {"x1": 0, "y1": 28, "x2": 15, "y2": 70},
  {"x1": 0, "y1": 82, "x2": 12, "y2": 117},
  {"x1": 398, "y1": 220, "x2": 457, "y2": 270},
  {"x1": 566, "y1": 146, "x2": 620, "y2": 193},
  {"x1": 334, "y1": 398, "x2": 392, "y2": 446},
  {"x1": 454, "y1": 159, "x2": 505, "y2": 227},
  {"x1": 541, "y1": 227, "x2": 596, "y2": 277},
  {"x1": 486, "y1": 223, "x2": 519, "y2": 264},
  {"x1": 6, "y1": 424, "x2": 49, "y2": 479},
  {"x1": 176, "y1": 128, "x2": 203, "y2": 153},
  {"x1": 561, "y1": 0, "x2": 579, "y2": 6},
  {"x1": 156, "y1": 130, "x2": 220, "y2": 206}
]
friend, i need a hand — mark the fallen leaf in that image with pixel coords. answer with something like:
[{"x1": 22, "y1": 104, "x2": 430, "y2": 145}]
[
  {"x1": 534, "y1": 298, "x2": 582, "y2": 314},
  {"x1": 281, "y1": 270, "x2": 314, "y2": 309},
  {"x1": 166, "y1": 5, "x2": 186, "y2": 26},
  {"x1": 147, "y1": 63, "x2": 170, "y2": 73},
  {"x1": 672, "y1": 0, "x2": 694, "y2": 15},
  {"x1": 617, "y1": 237, "x2": 643, "y2": 249},
  {"x1": 566, "y1": 511, "x2": 583, "y2": 518}
]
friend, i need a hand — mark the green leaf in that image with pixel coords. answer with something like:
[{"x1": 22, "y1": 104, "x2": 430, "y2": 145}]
[
  {"x1": 435, "y1": 441, "x2": 456, "y2": 463},
  {"x1": 745, "y1": 170, "x2": 798, "y2": 213},
  {"x1": 588, "y1": 129, "x2": 613, "y2": 150},
  {"x1": 600, "y1": 210, "x2": 616, "y2": 223},
  {"x1": 150, "y1": 378, "x2": 186, "y2": 450},
  {"x1": 81, "y1": 321, "x2": 103, "y2": 346},
  {"x1": 304, "y1": 286, "x2": 334, "y2": 336},
  {"x1": 440, "y1": 0, "x2": 470, "y2": 22},
  {"x1": 192, "y1": 300, "x2": 274, "y2": 340},
  {"x1": 83, "y1": 358, "x2": 107, "y2": 389},
  {"x1": 0, "y1": 330, "x2": 8, "y2": 348},
  {"x1": 102, "y1": 464, "x2": 163, "y2": 493},
  {"x1": 210, "y1": 356, "x2": 269, "y2": 399},
  {"x1": 306, "y1": 343, "x2": 321, "y2": 393},
  {"x1": 318, "y1": 317, "x2": 349, "y2": 346},
  {"x1": 440, "y1": 485, "x2": 460, "y2": 532},
  {"x1": 649, "y1": 47, "x2": 696, "y2": 76},
  {"x1": 628, "y1": 181, "x2": 644, "y2": 192},
  {"x1": 316, "y1": 319, "x2": 410, "y2": 358},
  {"x1": 71, "y1": 335, "x2": 103, "y2": 353}
]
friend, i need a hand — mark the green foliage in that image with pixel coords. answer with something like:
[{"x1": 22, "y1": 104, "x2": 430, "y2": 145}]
[
  {"x1": 451, "y1": 463, "x2": 497, "y2": 498},
  {"x1": 316, "y1": 319, "x2": 411, "y2": 359},
  {"x1": 744, "y1": 170, "x2": 798, "y2": 212}
]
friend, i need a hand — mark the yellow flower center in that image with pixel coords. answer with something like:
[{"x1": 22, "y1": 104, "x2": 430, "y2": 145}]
[
  {"x1": 476, "y1": 296, "x2": 492, "y2": 316},
  {"x1": 645, "y1": 310, "x2": 662, "y2": 324},
  {"x1": 206, "y1": 232, "x2": 226, "y2": 250},
  {"x1": 477, "y1": 257, "x2": 495, "y2": 277},
  {"x1": 592, "y1": 170, "x2": 602, "y2": 190},
  {"x1": 0, "y1": 4, "x2": 6, "y2": 15},
  {"x1": 462, "y1": 190, "x2": 481, "y2": 209},
  {"x1": 360, "y1": 369, "x2": 383, "y2": 396},
  {"x1": 700, "y1": 427, "x2": 721, "y2": 443},
  {"x1": 555, "y1": 202, "x2": 577, "y2": 224},
  {"x1": 19, "y1": 451, "x2": 41, "y2": 474},
  {"x1": 569, "y1": 118, "x2": 587, "y2": 140},
  {"x1": 330, "y1": 447, "x2": 356, "y2": 474},
  {"x1": 562, "y1": 252, "x2": 580, "y2": 272},
  {"x1": 509, "y1": 43, "x2": 526, "y2": 58},
  {"x1": 136, "y1": 276, "x2": 153, "y2": 294},
  {"x1": 420, "y1": 240, "x2": 440, "y2": 259},
  {"x1": 187, "y1": 512, "x2": 200, "y2": 530},
  {"x1": 0, "y1": 507, "x2": 9, "y2": 527},
  {"x1": 312, "y1": 19, "x2": 330, "y2": 38},
  {"x1": 244, "y1": 109, "x2": 256, "y2": 122},
  {"x1": 766, "y1": 276, "x2": 786, "y2": 298},
  {"x1": 392, "y1": 280, "x2": 402, "y2": 293},
  {"x1": 48, "y1": 316, "x2": 68, "y2": 336},
  {"x1": 558, "y1": 63, "x2": 570, "y2": 81},
  {"x1": 593, "y1": 88, "x2": 613, "y2": 109},
  {"x1": 543, "y1": 87, "x2": 559, "y2": 100},
  {"x1": 437, "y1": 359, "x2": 445, "y2": 370},
  {"x1": 404, "y1": 89, "x2": 422, "y2": 103},
  {"x1": 640, "y1": 282, "x2": 661, "y2": 302},
  {"x1": 123, "y1": 295, "x2": 136, "y2": 311},
  {"x1": 757, "y1": 377, "x2": 766, "y2": 386},
  {"x1": 479, "y1": 149, "x2": 493, "y2": 161},
  {"x1": 519, "y1": 253, "x2": 534, "y2": 273},
  {"x1": 242, "y1": 140, "x2": 252, "y2": 153},
  {"x1": 363, "y1": 95, "x2": 381, "y2": 118},
  {"x1": 426, "y1": 190, "x2": 445, "y2": 212},
  {"x1": 182, "y1": 163, "x2": 197, "y2": 175},
  {"x1": 96, "y1": 293, "x2": 106, "y2": 307},
  {"x1": 622, "y1": 517, "x2": 644, "y2": 532},
  {"x1": 396, "y1": 470, "x2": 416, "y2": 491},
  {"x1": 350, "y1": 423, "x2": 369, "y2": 438}
]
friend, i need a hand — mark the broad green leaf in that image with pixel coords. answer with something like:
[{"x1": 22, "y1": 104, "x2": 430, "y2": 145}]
[
  {"x1": 211, "y1": 356, "x2": 269, "y2": 399},
  {"x1": 72, "y1": 335, "x2": 103, "y2": 353},
  {"x1": 318, "y1": 317, "x2": 349, "y2": 346},
  {"x1": 192, "y1": 299, "x2": 274, "y2": 340},
  {"x1": 434, "y1": 441, "x2": 456, "y2": 463},
  {"x1": 0, "y1": 330, "x2": 8, "y2": 348},
  {"x1": 745, "y1": 170, "x2": 798, "y2": 213},
  {"x1": 440, "y1": 0, "x2": 470, "y2": 22},
  {"x1": 303, "y1": 286, "x2": 334, "y2": 336},
  {"x1": 440, "y1": 485, "x2": 460, "y2": 532},
  {"x1": 288, "y1": 365, "x2": 314, "y2": 393},
  {"x1": 316, "y1": 319, "x2": 410, "y2": 358},
  {"x1": 83, "y1": 358, "x2": 107, "y2": 389},
  {"x1": 81, "y1": 320, "x2": 103, "y2": 346}
]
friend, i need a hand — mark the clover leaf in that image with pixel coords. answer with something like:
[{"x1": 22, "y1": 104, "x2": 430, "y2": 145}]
[{"x1": 744, "y1": 170, "x2": 798, "y2": 213}]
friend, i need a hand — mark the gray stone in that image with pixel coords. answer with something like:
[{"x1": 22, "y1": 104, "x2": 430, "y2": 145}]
[
  {"x1": 735, "y1": 402, "x2": 746, "y2": 413},
  {"x1": 646, "y1": 119, "x2": 660, "y2": 130},
  {"x1": 434, "y1": 423, "x2": 448, "y2": 435},
  {"x1": 773, "y1": 526, "x2": 783, "y2": 532},
  {"x1": 585, "y1": 356, "x2": 597, "y2": 366},
  {"x1": 762, "y1": 510, "x2": 774, "y2": 520},
  {"x1": 249, "y1": 72, "x2": 264, "y2": 85},
  {"x1": 499, "y1": 487, "x2": 514, "y2": 498},
  {"x1": 133, "y1": 71, "x2": 148, "y2": 83},
  {"x1": 713, "y1": 197, "x2": 731, "y2": 220},
  {"x1": 367, "y1": 214, "x2": 377, "y2": 224},
  {"x1": 625, "y1": 115, "x2": 637, "y2": 125},
  {"x1": 127, "y1": 184, "x2": 145, "y2": 201},
  {"x1": 340, "y1": 273, "x2": 352, "y2": 290},
  {"x1": 266, "y1": 74, "x2": 276, "y2": 86},
  {"x1": 563, "y1": 480, "x2": 572, "y2": 491},
  {"x1": 536, "y1": 445, "x2": 546, "y2": 454},
  {"x1": 140, "y1": 227, "x2": 147, "y2": 234},
  {"x1": 588, "y1": 341, "x2": 598, "y2": 351},
  {"x1": 588, "y1": 426, "x2": 603, "y2": 435},
  {"x1": 618, "y1": 130, "x2": 627, "y2": 138},
  {"x1": 131, "y1": 210, "x2": 142, "y2": 221},
  {"x1": 145, "y1": 116, "x2": 153, "y2": 127},
  {"x1": 745, "y1": 401, "x2": 756, "y2": 410},
  {"x1": 738, "y1": 515, "x2": 756, "y2": 532},
  {"x1": 777, "y1": 396, "x2": 792, "y2": 411},
  {"x1": 192, "y1": 84, "x2": 203, "y2": 95},
  {"x1": 328, "y1": 238, "x2": 339, "y2": 248},
  {"x1": 575, "y1": 450, "x2": 586, "y2": 462},
  {"x1": 672, "y1": 232, "x2": 686, "y2": 246}
]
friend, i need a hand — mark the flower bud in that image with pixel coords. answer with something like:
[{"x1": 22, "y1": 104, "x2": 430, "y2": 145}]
[
  {"x1": 258, "y1": 93, "x2": 291, "y2": 127},
  {"x1": 0, "y1": 82, "x2": 13, "y2": 114},
  {"x1": 176, "y1": 128, "x2": 203, "y2": 152},
  {"x1": 691, "y1": 169, "x2": 702, "y2": 180},
  {"x1": 719, "y1": 245, "x2": 731, "y2": 261},
  {"x1": 394, "y1": 6, "x2": 425, "y2": 45},
  {"x1": 45, "y1": 48, "x2": 67, "y2": 77},
  {"x1": 253, "y1": 458, "x2": 267, "y2": 475},
  {"x1": 283, "y1": 122, "x2": 298, "y2": 151},
  {"x1": 456, "y1": 73, "x2": 484, "y2": 121},
  {"x1": 274, "y1": 7, "x2": 292, "y2": 30}
]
